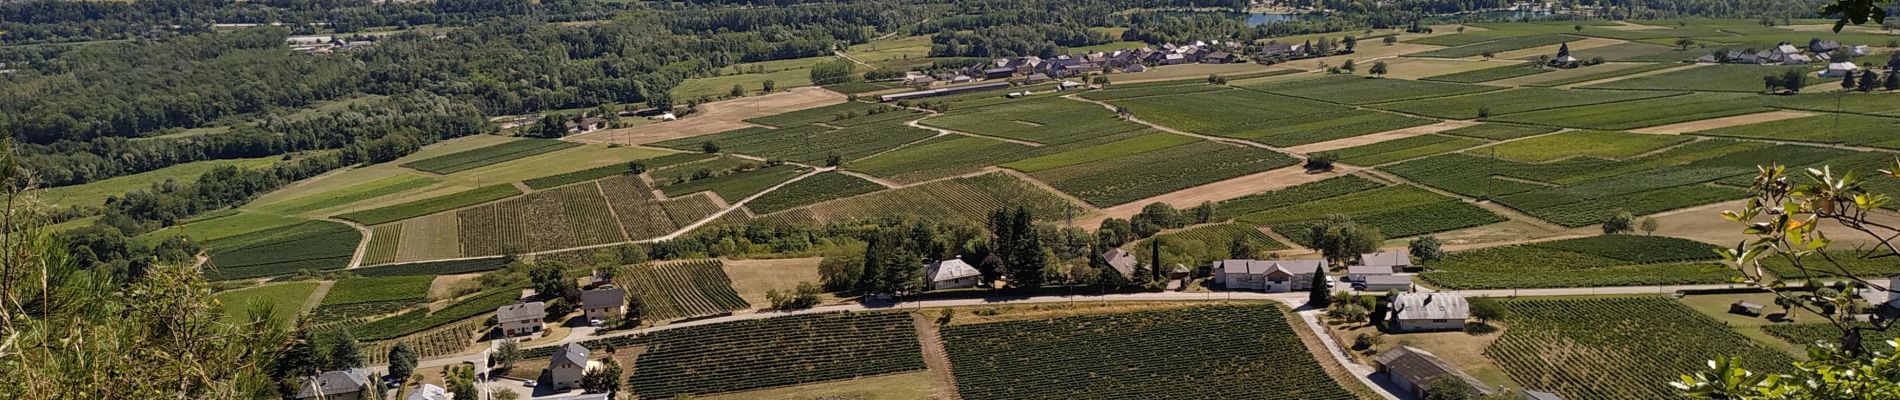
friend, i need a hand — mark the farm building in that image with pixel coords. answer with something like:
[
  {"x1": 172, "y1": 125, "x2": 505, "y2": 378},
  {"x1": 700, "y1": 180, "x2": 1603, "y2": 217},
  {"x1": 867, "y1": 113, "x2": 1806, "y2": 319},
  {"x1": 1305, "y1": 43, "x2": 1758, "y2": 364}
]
[
  {"x1": 549, "y1": 343, "x2": 591, "y2": 390},
  {"x1": 1023, "y1": 73, "x2": 1052, "y2": 84},
  {"x1": 1210, "y1": 259, "x2": 1327, "y2": 292},
  {"x1": 295, "y1": 368, "x2": 369, "y2": 400},
  {"x1": 1347, "y1": 265, "x2": 1395, "y2": 282},
  {"x1": 1524, "y1": 390, "x2": 1565, "y2": 400},
  {"x1": 1356, "y1": 249, "x2": 1409, "y2": 272},
  {"x1": 927, "y1": 259, "x2": 982, "y2": 290},
  {"x1": 496, "y1": 302, "x2": 548, "y2": 337},
  {"x1": 406, "y1": 384, "x2": 449, "y2": 400},
  {"x1": 581, "y1": 287, "x2": 628, "y2": 321},
  {"x1": 1389, "y1": 293, "x2": 1469, "y2": 332},
  {"x1": 1822, "y1": 62, "x2": 1860, "y2": 78},
  {"x1": 1374, "y1": 346, "x2": 1497, "y2": 398},
  {"x1": 877, "y1": 82, "x2": 1011, "y2": 102},
  {"x1": 1102, "y1": 249, "x2": 1138, "y2": 278},
  {"x1": 1358, "y1": 275, "x2": 1415, "y2": 292}
]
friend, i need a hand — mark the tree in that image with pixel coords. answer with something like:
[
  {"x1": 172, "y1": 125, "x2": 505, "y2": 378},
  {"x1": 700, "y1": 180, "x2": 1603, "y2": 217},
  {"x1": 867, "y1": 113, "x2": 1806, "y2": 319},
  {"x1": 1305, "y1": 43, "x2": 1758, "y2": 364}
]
[
  {"x1": 1782, "y1": 68, "x2": 1808, "y2": 93},
  {"x1": 1342, "y1": 36, "x2": 1357, "y2": 52},
  {"x1": 1556, "y1": 42, "x2": 1571, "y2": 59},
  {"x1": 627, "y1": 161, "x2": 648, "y2": 175},
  {"x1": 1602, "y1": 209, "x2": 1635, "y2": 234},
  {"x1": 530, "y1": 262, "x2": 579, "y2": 304},
  {"x1": 1303, "y1": 214, "x2": 1384, "y2": 266},
  {"x1": 1820, "y1": 0, "x2": 1890, "y2": 33},
  {"x1": 1231, "y1": 235, "x2": 1261, "y2": 259},
  {"x1": 1382, "y1": 36, "x2": 1398, "y2": 45},
  {"x1": 443, "y1": 364, "x2": 477, "y2": 400},
  {"x1": 762, "y1": 80, "x2": 776, "y2": 93},
  {"x1": 1860, "y1": 69, "x2": 1881, "y2": 91},
  {"x1": 1424, "y1": 376, "x2": 1479, "y2": 400},
  {"x1": 1676, "y1": 37, "x2": 1697, "y2": 50},
  {"x1": 1341, "y1": 59, "x2": 1356, "y2": 73},
  {"x1": 1640, "y1": 217, "x2": 1659, "y2": 235},
  {"x1": 1844, "y1": 69, "x2": 1859, "y2": 89},
  {"x1": 729, "y1": 83, "x2": 746, "y2": 98},
  {"x1": 580, "y1": 357, "x2": 623, "y2": 394},
  {"x1": 1886, "y1": 70, "x2": 1900, "y2": 90},
  {"x1": 1304, "y1": 154, "x2": 1336, "y2": 172},
  {"x1": 491, "y1": 338, "x2": 521, "y2": 371},
  {"x1": 1369, "y1": 61, "x2": 1388, "y2": 78},
  {"x1": 326, "y1": 329, "x2": 366, "y2": 370},
  {"x1": 702, "y1": 141, "x2": 721, "y2": 153},
  {"x1": 1468, "y1": 297, "x2": 1509, "y2": 324},
  {"x1": 1371, "y1": 290, "x2": 1397, "y2": 328},
  {"x1": 1409, "y1": 235, "x2": 1445, "y2": 263},
  {"x1": 1308, "y1": 268, "x2": 1330, "y2": 306},
  {"x1": 767, "y1": 282, "x2": 822, "y2": 310},
  {"x1": 1764, "y1": 74, "x2": 1786, "y2": 93},
  {"x1": 387, "y1": 343, "x2": 419, "y2": 383},
  {"x1": 825, "y1": 153, "x2": 842, "y2": 167}
]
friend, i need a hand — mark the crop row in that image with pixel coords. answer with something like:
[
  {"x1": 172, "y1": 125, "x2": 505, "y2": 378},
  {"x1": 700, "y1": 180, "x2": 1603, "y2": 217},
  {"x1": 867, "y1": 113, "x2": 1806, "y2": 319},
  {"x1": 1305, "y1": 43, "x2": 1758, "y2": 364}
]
[
  {"x1": 942, "y1": 304, "x2": 1355, "y2": 400},
  {"x1": 457, "y1": 183, "x2": 628, "y2": 256},
  {"x1": 661, "y1": 164, "x2": 809, "y2": 202},
  {"x1": 616, "y1": 260, "x2": 750, "y2": 321},
  {"x1": 1485, "y1": 297, "x2": 1795, "y2": 400},
  {"x1": 659, "y1": 194, "x2": 724, "y2": 227},
  {"x1": 628, "y1": 312, "x2": 924, "y2": 398},
  {"x1": 925, "y1": 96, "x2": 1150, "y2": 146},
  {"x1": 521, "y1": 152, "x2": 714, "y2": 190},
  {"x1": 353, "y1": 257, "x2": 510, "y2": 277},
  {"x1": 1212, "y1": 175, "x2": 1386, "y2": 220},
  {"x1": 1420, "y1": 62, "x2": 1550, "y2": 83},
  {"x1": 260, "y1": 174, "x2": 438, "y2": 215},
  {"x1": 848, "y1": 135, "x2": 1041, "y2": 183},
  {"x1": 599, "y1": 175, "x2": 680, "y2": 240},
  {"x1": 1419, "y1": 235, "x2": 1732, "y2": 289},
  {"x1": 321, "y1": 276, "x2": 434, "y2": 306},
  {"x1": 1319, "y1": 134, "x2": 1487, "y2": 166},
  {"x1": 1372, "y1": 88, "x2": 1681, "y2": 120},
  {"x1": 348, "y1": 287, "x2": 523, "y2": 341},
  {"x1": 1437, "y1": 123, "x2": 1560, "y2": 140},
  {"x1": 746, "y1": 172, "x2": 885, "y2": 214},
  {"x1": 807, "y1": 172, "x2": 1077, "y2": 225},
  {"x1": 1240, "y1": 74, "x2": 1501, "y2": 105},
  {"x1": 1486, "y1": 92, "x2": 1772, "y2": 130},
  {"x1": 743, "y1": 101, "x2": 889, "y2": 127},
  {"x1": 1274, "y1": 200, "x2": 1505, "y2": 244},
  {"x1": 363, "y1": 317, "x2": 487, "y2": 366},
  {"x1": 361, "y1": 224, "x2": 402, "y2": 266},
  {"x1": 1078, "y1": 82, "x2": 1233, "y2": 101},
  {"x1": 400, "y1": 139, "x2": 579, "y2": 174},
  {"x1": 1113, "y1": 89, "x2": 1342, "y2": 139},
  {"x1": 1033, "y1": 141, "x2": 1298, "y2": 206},
  {"x1": 204, "y1": 220, "x2": 362, "y2": 280},
  {"x1": 335, "y1": 184, "x2": 523, "y2": 226}
]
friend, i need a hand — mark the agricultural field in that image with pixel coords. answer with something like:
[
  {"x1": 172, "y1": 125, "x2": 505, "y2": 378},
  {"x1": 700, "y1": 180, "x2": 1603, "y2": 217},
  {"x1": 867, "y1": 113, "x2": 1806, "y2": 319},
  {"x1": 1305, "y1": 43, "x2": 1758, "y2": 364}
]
[
  {"x1": 627, "y1": 312, "x2": 925, "y2": 399},
  {"x1": 335, "y1": 184, "x2": 522, "y2": 226},
  {"x1": 215, "y1": 282, "x2": 320, "y2": 325},
  {"x1": 652, "y1": 119, "x2": 936, "y2": 164},
  {"x1": 943, "y1": 304, "x2": 1358, "y2": 400},
  {"x1": 1410, "y1": 34, "x2": 1581, "y2": 58},
  {"x1": 138, "y1": 210, "x2": 310, "y2": 244},
  {"x1": 256, "y1": 174, "x2": 440, "y2": 216},
  {"x1": 923, "y1": 96, "x2": 1149, "y2": 145},
  {"x1": 34, "y1": 155, "x2": 279, "y2": 208},
  {"x1": 1419, "y1": 62, "x2": 1550, "y2": 83},
  {"x1": 1129, "y1": 223, "x2": 1289, "y2": 266},
  {"x1": 204, "y1": 220, "x2": 362, "y2": 280},
  {"x1": 353, "y1": 257, "x2": 511, "y2": 277},
  {"x1": 319, "y1": 276, "x2": 434, "y2": 306},
  {"x1": 1077, "y1": 80, "x2": 1235, "y2": 101},
  {"x1": 671, "y1": 57, "x2": 833, "y2": 100},
  {"x1": 1237, "y1": 185, "x2": 1506, "y2": 243},
  {"x1": 1582, "y1": 64, "x2": 1834, "y2": 92},
  {"x1": 361, "y1": 224, "x2": 402, "y2": 266},
  {"x1": 1486, "y1": 92, "x2": 1772, "y2": 130},
  {"x1": 1029, "y1": 141, "x2": 1298, "y2": 206},
  {"x1": 457, "y1": 183, "x2": 626, "y2": 255},
  {"x1": 1113, "y1": 89, "x2": 1437, "y2": 146},
  {"x1": 1763, "y1": 323, "x2": 1900, "y2": 354},
  {"x1": 1517, "y1": 63, "x2": 1679, "y2": 87},
  {"x1": 615, "y1": 260, "x2": 751, "y2": 320},
  {"x1": 1002, "y1": 132, "x2": 1198, "y2": 173},
  {"x1": 1316, "y1": 134, "x2": 1488, "y2": 166},
  {"x1": 1486, "y1": 130, "x2": 1691, "y2": 161},
  {"x1": 1486, "y1": 297, "x2": 1794, "y2": 400},
  {"x1": 743, "y1": 101, "x2": 902, "y2": 128},
  {"x1": 399, "y1": 139, "x2": 580, "y2": 174},
  {"x1": 745, "y1": 172, "x2": 885, "y2": 215},
  {"x1": 1756, "y1": 250, "x2": 1900, "y2": 278},
  {"x1": 806, "y1": 173, "x2": 1080, "y2": 224},
  {"x1": 1437, "y1": 123, "x2": 1561, "y2": 140},
  {"x1": 599, "y1": 175, "x2": 691, "y2": 240},
  {"x1": 1693, "y1": 114, "x2": 1900, "y2": 149},
  {"x1": 660, "y1": 164, "x2": 809, "y2": 202},
  {"x1": 521, "y1": 152, "x2": 713, "y2": 190},
  {"x1": 1419, "y1": 235, "x2": 1732, "y2": 289},
  {"x1": 846, "y1": 135, "x2": 1039, "y2": 183},
  {"x1": 1212, "y1": 175, "x2": 1388, "y2": 221},
  {"x1": 1371, "y1": 88, "x2": 1681, "y2": 119},
  {"x1": 1558, "y1": 42, "x2": 1687, "y2": 62},
  {"x1": 1770, "y1": 92, "x2": 1900, "y2": 117},
  {"x1": 1240, "y1": 75, "x2": 1501, "y2": 105},
  {"x1": 347, "y1": 287, "x2": 521, "y2": 341}
]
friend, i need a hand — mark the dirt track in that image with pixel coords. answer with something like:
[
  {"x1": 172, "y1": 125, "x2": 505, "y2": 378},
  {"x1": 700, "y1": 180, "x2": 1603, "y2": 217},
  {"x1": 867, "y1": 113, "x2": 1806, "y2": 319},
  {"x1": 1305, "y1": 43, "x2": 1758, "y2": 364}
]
[
  {"x1": 1628, "y1": 111, "x2": 1815, "y2": 134},
  {"x1": 566, "y1": 87, "x2": 845, "y2": 145}
]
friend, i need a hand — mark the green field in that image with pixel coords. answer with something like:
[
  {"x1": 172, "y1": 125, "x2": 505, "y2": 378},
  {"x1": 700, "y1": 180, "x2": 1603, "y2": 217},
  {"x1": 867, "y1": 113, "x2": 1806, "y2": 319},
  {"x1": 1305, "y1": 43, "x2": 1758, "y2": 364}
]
[
  {"x1": 458, "y1": 183, "x2": 627, "y2": 255},
  {"x1": 616, "y1": 260, "x2": 751, "y2": 320},
  {"x1": 1002, "y1": 132, "x2": 1198, "y2": 173},
  {"x1": 34, "y1": 156, "x2": 280, "y2": 208},
  {"x1": 522, "y1": 152, "x2": 713, "y2": 190},
  {"x1": 204, "y1": 220, "x2": 362, "y2": 280},
  {"x1": 1212, "y1": 175, "x2": 1388, "y2": 221},
  {"x1": 1486, "y1": 92, "x2": 1771, "y2": 130},
  {"x1": 1486, "y1": 297, "x2": 1794, "y2": 400},
  {"x1": 1420, "y1": 62, "x2": 1551, "y2": 83},
  {"x1": 1410, "y1": 34, "x2": 1580, "y2": 58},
  {"x1": 348, "y1": 287, "x2": 521, "y2": 341},
  {"x1": 847, "y1": 135, "x2": 1039, "y2": 183},
  {"x1": 257, "y1": 174, "x2": 440, "y2": 215},
  {"x1": 399, "y1": 139, "x2": 581, "y2": 174},
  {"x1": 745, "y1": 172, "x2": 885, "y2": 214},
  {"x1": 660, "y1": 164, "x2": 809, "y2": 202},
  {"x1": 652, "y1": 119, "x2": 935, "y2": 164},
  {"x1": 1558, "y1": 42, "x2": 1687, "y2": 62},
  {"x1": 1420, "y1": 235, "x2": 1731, "y2": 289},
  {"x1": 1077, "y1": 80, "x2": 1235, "y2": 101},
  {"x1": 215, "y1": 282, "x2": 320, "y2": 325},
  {"x1": 1770, "y1": 92, "x2": 1900, "y2": 117},
  {"x1": 1113, "y1": 89, "x2": 1435, "y2": 147},
  {"x1": 320, "y1": 276, "x2": 434, "y2": 306},
  {"x1": 1030, "y1": 141, "x2": 1299, "y2": 206},
  {"x1": 1486, "y1": 130, "x2": 1692, "y2": 161},
  {"x1": 1240, "y1": 75, "x2": 1501, "y2": 104},
  {"x1": 1373, "y1": 88, "x2": 1682, "y2": 119},
  {"x1": 1583, "y1": 64, "x2": 1832, "y2": 92},
  {"x1": 1519, "y1": 63, "x2": 1679, "y2": 87},
  {"x1": 1236, "y1": 184, "x2": 1506, "y2": 242},
  {"x1": 1694, "y1": 114, "x2": 1900, "y2": 149},
  {"x1": 139, "y1": 210, "x2": 311, "y2": 244},
  {"x1": 335, "y1": 184, "x2": 523, "y2": 225},
  {"x1": 923, "y1": 96, "x2": 1148, "y2": 145},
  {"x1": 1437, "y1": 123, "x2": 1562, "y2": 140},
  {"x1": 628, "y1": 312, "x2": 924, "y2": 398},
  {"x1": 943, "y1": 305, "x2": 1357, "y2": 400},
  {"x1": 806, "y1": 173, "x2": 1079, "y2": 224},
  {"x1": 672, "y1": 57, "x2": 833, "y2": 100},
  {"x1": 1318, "y1": 134, "x2": 1488, "y2": 166}
]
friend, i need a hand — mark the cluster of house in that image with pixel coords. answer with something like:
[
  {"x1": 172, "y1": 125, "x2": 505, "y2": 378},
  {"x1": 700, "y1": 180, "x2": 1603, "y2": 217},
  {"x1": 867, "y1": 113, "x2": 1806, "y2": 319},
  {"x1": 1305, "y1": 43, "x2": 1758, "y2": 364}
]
[
  {"x1": 903, "y1": 40, "x2": 1250, "y2": 87},
  {"x1": 287, "y1": 35, "x2": 377, "y2": 54},
  {"x1": 497, "y1": 279, "x2": 630, "y2": 338},
  {"x1": 1695, "y1": 39, "x2": 1872, "y2": 74},
  {"x1": 294, "y1": 365, "x2": 609, "y2": 400},
  {"x1": 922, "y1": 248, "x2": 1193, "y2": 290},
  {"x1": 1211, "y1": 249, "x2": 1415, "y2": 293}
]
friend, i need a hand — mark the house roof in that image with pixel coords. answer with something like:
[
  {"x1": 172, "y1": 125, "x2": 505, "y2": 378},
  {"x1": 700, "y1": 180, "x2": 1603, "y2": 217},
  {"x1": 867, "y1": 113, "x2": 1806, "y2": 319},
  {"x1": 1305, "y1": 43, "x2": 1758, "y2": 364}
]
[
  {"x1": 1359, "y1": 250, "x2": 1410, "y2": 267},
  {"x1": 296, "y1": 368, "x2": 369, "y2": 398},
  {"x1": 1776, "y1": 44, "x2": 1800, "y2": 54},
  {"x1": 496, "y1": 301, "x2": 547, "y2": 323},
  {"x1": 1375, "y1": 346, "x2": 1495, "y2": 395},
  {"x1": 547, "y1": 393, "x2": 612, "y2": 400},
  {"x1": 1362, "y1": 275, "x2": 1413, "y2": 285},
  {"x1": 1213, "y1": 259, "x2": 1326, "y2": 276},
  {"x1": 1829, "y1": 62, "x2": 1858, "y2": 70},
  {"x1": 928, "y1": 259, "x2": 981, "y2": 282},
  {"x1": 1524, "y1": 390, "x2": 1564, "y2": 400},
  {"x1": 553, "y1": 343, "x2": 590, "y2": 369},
  {"x1": 1392, "y1": 293, "x2": 1469, "y2": 320},
  {"x1": 581, "y1": 287, "x2": 627, "y2": 309},
  {"x1": 1103, "y1": 249, "x2": 1138, "y2": 276},
  {"x1": 1348, "y1": 265, "x2": 1395, "y2": 275},
  {"x1": 1169, "y1": 264, "x2": 1189, "y2": 274},
  {"x1": 406, "y1": 384, "x2": 450, "y2": 400}
]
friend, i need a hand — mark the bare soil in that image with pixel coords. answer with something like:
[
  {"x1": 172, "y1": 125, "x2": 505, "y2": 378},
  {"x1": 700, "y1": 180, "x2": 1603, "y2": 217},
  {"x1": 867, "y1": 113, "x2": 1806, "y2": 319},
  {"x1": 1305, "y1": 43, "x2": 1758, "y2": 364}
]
[
  {"x1": 1628, "y1": 110, "x2": 1816, "y2": 134},
  {"x1": 567, "y1": 87, "x2": 845, "y2": 145}
]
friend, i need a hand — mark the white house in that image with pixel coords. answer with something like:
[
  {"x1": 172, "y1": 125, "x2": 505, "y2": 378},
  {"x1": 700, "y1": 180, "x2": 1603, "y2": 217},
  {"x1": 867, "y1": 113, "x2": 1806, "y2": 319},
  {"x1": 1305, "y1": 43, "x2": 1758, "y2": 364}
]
[
  {"x1": 580, "y1": 287, "x2": 627, "y2": 321},
  {"x1": 1822, "y1": 62, "x2": 1860, "y2": 78},
  {"x1": 1359, "y1": 275, "x2": 1415, "y2": 292},
  {"x1": 926, "y1": 259, "x2": 981, "y2": 290},
  {"x1": 1390, "y1": 293, "x2": 1469, "y2": 332},
  {"x1": 548, "y1": 343, "x2": 590, "y2": 390},
  {"x1": 496, "y1": 302, "x2": 547, "y2": 337},
  {"x1": 406, "y1": 384, "x2": 449, "y2": 400},
  {"x1": 1374, "y1": 346, "x2": 1497, "y2": 398},
  {"x1": 1102, "y1": 248, "x2": 1138, "y2": 279},
  {"x1": 1210, "y1": 259, "x2": 1327, "y2": 292},
  {"x1": 1347, "y1": 265, "x2": 1394, "y2": 282},
  {"x1": 296, "y1": 368, "x2": 369, "y2": 400},
  {"x1": 1852, "y1": 45, "x2": 1872, "y2": 56}
]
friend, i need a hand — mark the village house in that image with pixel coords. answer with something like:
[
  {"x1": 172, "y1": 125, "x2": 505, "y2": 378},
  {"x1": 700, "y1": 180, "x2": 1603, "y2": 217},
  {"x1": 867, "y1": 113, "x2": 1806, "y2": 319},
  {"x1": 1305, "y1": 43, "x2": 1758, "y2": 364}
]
[
  {"x1": 549, "y1": 343, "x2": 591, "y2": 390},
  {"x1": 1374, "y1": 346, "x2": 1498, "y2": 398},
  {"x1": 1389, "y1": 293, "x2": 1469, "y2": 332},
  {"x1": 406, "y1": 384, "x2": 449, "y2": 400},
  {"x1": 296, "y1": 368, "x2": 369, "y2": 400},
  {"x1": 581, "y1": 286, "x2": 627, "y2": 321},
  {"x1": 1822, "y1": 62, "x2": 1860, "y2": 78},
  {"x1": 1210, "y1": 259, "x2": 1328, "y2": 292},
  {"x1": 496, "y1": 301, "x2": 548, "y2": 337},
  {"x1": 926, "y1": 258, "x2": 981, "y2": 290},
  {"x1": 1359, "y1": 275, "x2": 1416, "y2": 292},
  {"x1": 1358, "y1": 249, "x2": 1411, "y2": 272},
  {"x1": 1102, "y1": 248, "x2": 1138, "y2": 279},
  {"x1": 1809, "y1": 39, "x2": 1842, "y2": 54},
  {"x1": 1167, "y1": 264, "x2": 1190, "y2": 280},
  {"x1": 1347, "y1": 265, "x2": 1394, "y2": 282}
]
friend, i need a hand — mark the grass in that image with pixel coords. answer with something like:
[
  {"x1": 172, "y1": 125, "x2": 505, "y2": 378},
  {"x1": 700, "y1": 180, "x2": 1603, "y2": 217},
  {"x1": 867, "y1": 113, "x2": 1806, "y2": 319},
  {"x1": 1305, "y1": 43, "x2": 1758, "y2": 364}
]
[
  {"x1": 1486, "y1": 92, "x2": 1772, "y2": 130},
  {"x1": 1420, "y1": 62, "x2": 1551, "y2": 83},
  {"x1": 137, "y1": 210, "x2": 310, "y2": 245},
  {"x1": 1411, "y1": 34, "x2": 1581, "y2": 58},
  {"x1": 672, "y1": 57, "x2": 832, "y2": 100},
  {"x1": 1002, "y1": 133, "x2": 1199, "y2": 172},
  {"x1": 1583, "y1": 64, "x2": 1834, "y2": 92},
  {"x1": 215, "y1": 282, "x2": 320, "y2": 325},
  {"x1": 399, "y1": 139, "x2": 580, "y2": 174},
  {"x1": 35, "y1": 156, "x2": 279, "y2": 208},
  {"x1": 320, "y1": 276, "x2": 433, "y2": 306},
  {"x1": 745, "y1": 172, "x2": 885, "y2": 214},
  {"x1": 256, "y1": 174, "x2": 439, "y2": 216},
  {"x1": 1240, "y1": 75, "x2": 1501, "y2": 104},
  {"x1": 1373, "y1": 88, "x2": 1683, "y2": 119},
  {"x1": 1438, "y1": 123, "x2": 1561, "y2": 140},
  {"x1": 1318, "y1": 134, "x2": 1489, "y2": 166},
  {"x1": 1486, "y1": 130, "x2": 1692, "y2": 161},
  {"x1": 335, "y1": 184, "x2": 522, "y2": 225},
  {"x1": 660, "y1": 164, "x2": 809, "y2": 202}
]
